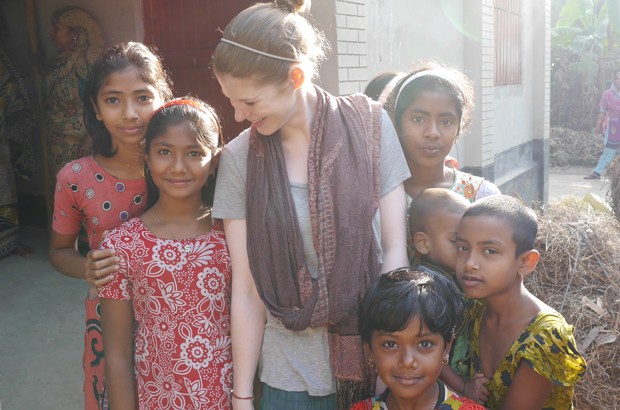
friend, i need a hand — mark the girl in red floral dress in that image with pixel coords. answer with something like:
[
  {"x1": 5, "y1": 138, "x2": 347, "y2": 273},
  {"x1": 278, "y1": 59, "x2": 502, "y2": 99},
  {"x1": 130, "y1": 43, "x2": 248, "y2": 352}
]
[{"x1": 99, "y1": 98, "x2": 231, "y2": 409}]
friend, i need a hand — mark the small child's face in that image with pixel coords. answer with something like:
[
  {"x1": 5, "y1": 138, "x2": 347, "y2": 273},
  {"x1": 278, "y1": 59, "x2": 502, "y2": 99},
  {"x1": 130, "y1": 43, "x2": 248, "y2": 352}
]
[
  {"x1": 417, "y1": 210, "x2": 462, "y2": 271},
  {"x1": 370, "y1": 315, "x2": 450, "y2": 404},
  {"x1": 455, "y1": 215, "x2": 522, "y2": 299}
]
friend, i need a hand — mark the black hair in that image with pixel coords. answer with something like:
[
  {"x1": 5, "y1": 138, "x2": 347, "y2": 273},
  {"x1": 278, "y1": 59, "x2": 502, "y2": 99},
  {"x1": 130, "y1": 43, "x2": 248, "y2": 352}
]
[
  {"x1": 462, "y1": 195, "x2": 538, "y2": 257},
  {"x1": 83, "y1": 42, "x2": 173, "y2": 157},
  {"x1": 364, "y1": 71, "x2": 401, "y2": 101},
  {"x1": 385, "y1": 60, "x2": 474, "y2": 137},
  {"x1": 144, "y1": 97, "x2": 222, "y2": 210},
  {"x1": 359, "y1": 267, "x2": 465, "y2": 346}
]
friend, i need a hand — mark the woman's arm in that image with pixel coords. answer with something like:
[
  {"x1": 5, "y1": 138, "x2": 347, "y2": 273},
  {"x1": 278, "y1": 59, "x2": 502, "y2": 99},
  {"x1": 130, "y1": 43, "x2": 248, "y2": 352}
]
[
  {"x1": 101, "y1": 298, "x2": 137, "y2": 410},
  {"x1": 224, "y1": 219, "x2": 266, "y2": 410},
  {"x1": 499, "y1": 361, "x2": 553, "y2": 410},
  {"x1": 49, "y1": 230, "x2": 119, "y2": 286},
  {"x1": 378, "y1": 183, "x2": 409, "y2": 272}
]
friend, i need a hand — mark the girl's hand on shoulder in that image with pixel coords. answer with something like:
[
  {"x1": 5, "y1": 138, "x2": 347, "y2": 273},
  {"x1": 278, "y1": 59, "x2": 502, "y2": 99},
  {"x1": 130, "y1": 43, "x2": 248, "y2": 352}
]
[
  {"x1": 464, "y1": 372, "x2": 490, "y2": 405},
  {"x1": 85, "y1": 248, "x2": 119, "y2": 287}
]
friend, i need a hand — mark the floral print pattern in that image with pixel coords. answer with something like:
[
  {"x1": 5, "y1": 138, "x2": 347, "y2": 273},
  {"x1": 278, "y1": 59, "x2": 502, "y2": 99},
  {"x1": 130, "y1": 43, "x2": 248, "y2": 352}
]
[
  {"x1": 467, "y1": 301, "x2": 586, "y2": 409},
  {"x1": 99, "y1": 218, "x2": 232, "y2": 409}
]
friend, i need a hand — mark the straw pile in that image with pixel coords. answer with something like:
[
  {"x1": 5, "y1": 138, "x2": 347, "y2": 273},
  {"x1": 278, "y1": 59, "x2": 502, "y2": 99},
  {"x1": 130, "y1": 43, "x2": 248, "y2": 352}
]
[
  {"x1": 529, "y1": 200, "x2": 620, "y2": 409},
  {"x1": 550, "y1": 127, "x2": 603, "y2": 167},
  {"x1": 608, "y1": 157, "x2": 620, "y2": 220}
]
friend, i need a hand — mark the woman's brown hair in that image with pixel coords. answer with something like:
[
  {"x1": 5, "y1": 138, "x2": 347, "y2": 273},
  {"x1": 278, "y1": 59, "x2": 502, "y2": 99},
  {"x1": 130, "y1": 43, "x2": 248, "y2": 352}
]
[{"x1": 213, "y1": 0, "x2": 329, "y2": 84}]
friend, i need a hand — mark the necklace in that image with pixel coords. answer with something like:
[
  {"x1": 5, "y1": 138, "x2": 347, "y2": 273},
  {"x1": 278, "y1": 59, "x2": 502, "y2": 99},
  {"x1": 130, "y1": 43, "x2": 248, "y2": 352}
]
[{"x1": 152, "y1": 205, "x2": 205, "y2": 254}]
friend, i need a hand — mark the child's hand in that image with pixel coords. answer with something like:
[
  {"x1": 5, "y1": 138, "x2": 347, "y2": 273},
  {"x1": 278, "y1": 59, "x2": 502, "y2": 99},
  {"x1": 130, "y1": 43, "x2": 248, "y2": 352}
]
[
  {"x1": 85, "y1": 247, "x2": 119, "y2": 287},
  {"x1": 463, "y1": 372, "x2": 490, "y2": 404}
]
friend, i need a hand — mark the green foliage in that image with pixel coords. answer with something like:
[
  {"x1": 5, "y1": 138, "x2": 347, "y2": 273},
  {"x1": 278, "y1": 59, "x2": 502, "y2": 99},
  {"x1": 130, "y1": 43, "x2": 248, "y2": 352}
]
[{"x1": 551, "y1": 0, "x2": 619, "y2": 130}]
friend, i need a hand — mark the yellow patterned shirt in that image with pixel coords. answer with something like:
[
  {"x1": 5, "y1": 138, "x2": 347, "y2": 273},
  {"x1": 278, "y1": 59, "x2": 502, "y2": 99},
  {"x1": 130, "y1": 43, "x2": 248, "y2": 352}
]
[{"x1": 467, "y1": 301, "x2": 586, "y2": 409}]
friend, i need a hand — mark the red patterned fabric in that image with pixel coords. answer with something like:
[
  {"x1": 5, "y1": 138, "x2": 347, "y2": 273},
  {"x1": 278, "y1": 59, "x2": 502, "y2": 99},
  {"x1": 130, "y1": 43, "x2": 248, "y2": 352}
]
[
  {"x1": 53, "y1": 156, "x2": 147, "y2": 409},
  {"x1": 99, "y1": 218, "x2": 232, "y2": 410}
]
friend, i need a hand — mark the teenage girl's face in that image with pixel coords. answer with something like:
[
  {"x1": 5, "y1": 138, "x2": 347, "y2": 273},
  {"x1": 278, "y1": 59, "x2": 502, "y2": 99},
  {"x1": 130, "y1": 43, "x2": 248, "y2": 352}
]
[
  {"x1": 216, "y1": 73, "x2": 297, "y2": 135},
  {"x1": 146, "y1": 122, "x2": 213, "y2": 202},
  {"x1": 398, "y1": 90, "x2": 460, "y2": 170},
  {"x1": 370, "y1": 315, "x2": 450, "y2": 406},
  {"x1": 93, "y1": 65, "x2": 162, "y2": 150}
]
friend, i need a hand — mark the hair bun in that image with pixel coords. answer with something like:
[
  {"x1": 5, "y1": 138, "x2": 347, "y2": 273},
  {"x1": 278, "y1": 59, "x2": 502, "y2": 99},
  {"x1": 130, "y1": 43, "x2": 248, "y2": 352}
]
[{"x1": 275, "y1": 0, "x2": 310, "y2": 13}]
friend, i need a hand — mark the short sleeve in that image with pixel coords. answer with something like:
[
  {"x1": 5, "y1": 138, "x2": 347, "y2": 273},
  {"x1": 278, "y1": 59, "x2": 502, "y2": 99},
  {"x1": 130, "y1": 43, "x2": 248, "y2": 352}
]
[
  {"x1": 212, "y1": 130, "x2": 250, "y2": 220},
  {"x1": 97, "y1": 231, "x2": 132, "y2": 301},
  {"x1": 379, "y1": 110, "x2": 410, "y2": 197},
  {"x1": 474, "y1": 180, "x2": 501, "y2": 200},
  {"x1": 52, "y1": 164, "x2": 85, "y2": 236},
  {"x1": 520, "y1": 314, "x2": 586, "y2": 387}
]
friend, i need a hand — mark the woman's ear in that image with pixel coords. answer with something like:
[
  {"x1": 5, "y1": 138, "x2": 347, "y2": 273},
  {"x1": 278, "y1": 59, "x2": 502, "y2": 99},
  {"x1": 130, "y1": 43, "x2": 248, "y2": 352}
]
[{"x1": 289, "y1": 66, "x2": 306, "y2": 90}]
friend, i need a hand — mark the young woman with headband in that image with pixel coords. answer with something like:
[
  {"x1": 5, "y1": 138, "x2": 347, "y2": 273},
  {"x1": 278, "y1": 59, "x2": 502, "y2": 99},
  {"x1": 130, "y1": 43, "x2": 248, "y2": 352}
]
[{"x1": 211, "y1": 0, "x2": 410, "y2": 408}]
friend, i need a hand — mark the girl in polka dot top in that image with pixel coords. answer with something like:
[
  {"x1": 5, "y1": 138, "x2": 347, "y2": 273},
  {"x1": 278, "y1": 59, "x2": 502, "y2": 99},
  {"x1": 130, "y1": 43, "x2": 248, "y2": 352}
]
[{"x1": 49, "y1": 42, "x2": 172, "y2": 410}]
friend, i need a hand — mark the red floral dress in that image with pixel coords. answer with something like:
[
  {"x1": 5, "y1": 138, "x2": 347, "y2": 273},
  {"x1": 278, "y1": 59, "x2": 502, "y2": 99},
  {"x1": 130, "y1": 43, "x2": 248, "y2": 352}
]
[{"x1": 99, "y1": 218, "x2": 232, "y2": 409}]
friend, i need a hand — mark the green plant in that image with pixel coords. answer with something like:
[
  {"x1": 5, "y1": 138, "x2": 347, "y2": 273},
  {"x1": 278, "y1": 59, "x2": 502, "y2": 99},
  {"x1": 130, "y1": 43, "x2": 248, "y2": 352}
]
[{"x1": 551, "y1": 0, "x2": 619, "y2": 130}]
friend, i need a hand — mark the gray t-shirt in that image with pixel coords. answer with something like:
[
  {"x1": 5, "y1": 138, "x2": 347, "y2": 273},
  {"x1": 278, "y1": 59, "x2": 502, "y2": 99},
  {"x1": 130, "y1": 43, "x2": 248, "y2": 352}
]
[{"x1": 213, "y1": 110, "x2": 410, "y2": 395}]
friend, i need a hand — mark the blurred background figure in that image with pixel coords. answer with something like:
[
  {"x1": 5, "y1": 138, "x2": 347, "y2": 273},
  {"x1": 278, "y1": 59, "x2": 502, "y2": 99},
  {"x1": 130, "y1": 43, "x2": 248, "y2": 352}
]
[
  {"x1": 0, "y1": 47, "x2": 35, "y2": 258},
  {"x1": 43, "y1": 6, "x2": 105, "y2": 210}
]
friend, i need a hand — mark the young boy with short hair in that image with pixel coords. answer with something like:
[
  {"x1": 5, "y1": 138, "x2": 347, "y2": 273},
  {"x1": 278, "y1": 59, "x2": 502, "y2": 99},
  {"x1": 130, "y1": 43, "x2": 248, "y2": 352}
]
[
  {"x1": 409, "y1": 188, "x2": 473, "y2": 386},
  {"x1": 454, "y1": 195, "x2": 586, "y2": 409},
  {"x1": 409, "y1": 187, "x2": 470, "y2": 274}
]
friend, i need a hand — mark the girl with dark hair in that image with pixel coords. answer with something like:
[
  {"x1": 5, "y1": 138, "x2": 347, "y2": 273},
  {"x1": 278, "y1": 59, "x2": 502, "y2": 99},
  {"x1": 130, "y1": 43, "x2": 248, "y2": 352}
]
[
  {"x1": 98, "y1": 97, "x2": 231, "y2": 409},
  {"x1": 48, "y1": 42, "x2": 172, "y2": 409},
  {"x1": 351, "y1": 267, "x2": 485, "y2": 410},
  {"x1": 212, "y1": 0, "x2": 410, "y2": 408}
]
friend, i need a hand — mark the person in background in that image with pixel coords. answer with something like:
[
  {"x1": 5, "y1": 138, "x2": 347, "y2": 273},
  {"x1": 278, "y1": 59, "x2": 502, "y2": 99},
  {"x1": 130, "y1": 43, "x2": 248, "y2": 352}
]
[
  {"x1": 43, "y1": 6, "x2": 105, "y2": 210},
  {"x1": 212, "y1": 0, "x2": 410, "y2": 408},
  {"x1": 585, "y1": 70, "x2": 620, "y2": 179},
  {"x1": 383, "y1": 60, "x2": 500, "y2": 261}
]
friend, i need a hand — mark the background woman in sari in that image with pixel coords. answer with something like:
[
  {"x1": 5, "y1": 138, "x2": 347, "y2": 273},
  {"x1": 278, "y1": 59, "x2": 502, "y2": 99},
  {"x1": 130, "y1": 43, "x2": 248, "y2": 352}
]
[
  {"x1": 43, "y1": 6, "x2": 105, "y2": 208},
  {"x1": 0, "y1": 48, "x2": 34, "y2": 259}
]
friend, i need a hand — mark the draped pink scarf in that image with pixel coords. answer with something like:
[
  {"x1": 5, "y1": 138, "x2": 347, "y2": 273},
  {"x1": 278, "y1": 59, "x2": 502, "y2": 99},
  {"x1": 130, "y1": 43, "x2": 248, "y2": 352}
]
[{"x1": 246, "y1": 86, "x2": 383, "y2": 382}]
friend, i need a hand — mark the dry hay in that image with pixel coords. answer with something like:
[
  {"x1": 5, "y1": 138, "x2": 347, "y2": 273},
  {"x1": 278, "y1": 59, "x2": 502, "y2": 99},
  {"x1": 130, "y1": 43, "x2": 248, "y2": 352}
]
[
  {"x1": 529, "y1": 200, "x2": 620, "y2": 409},
  {"x1": 550, "y1": 127, "x2": 603, "y2": 168},
  {"x1": 608, "y1": 157, "x2": 620, "y2": 220}
]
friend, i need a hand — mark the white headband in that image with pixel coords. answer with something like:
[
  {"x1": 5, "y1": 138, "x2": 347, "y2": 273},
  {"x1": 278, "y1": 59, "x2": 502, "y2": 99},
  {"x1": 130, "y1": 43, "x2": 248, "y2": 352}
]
[
  {"x1": 220, "y1": 38, "x2": 299, "y2": 63},
  {"x1": 393, "y1": 69, "x2": 447, "y2": 109},
  {"x1": 378, "y1": 73, "x2": 406, "y2": 105}
]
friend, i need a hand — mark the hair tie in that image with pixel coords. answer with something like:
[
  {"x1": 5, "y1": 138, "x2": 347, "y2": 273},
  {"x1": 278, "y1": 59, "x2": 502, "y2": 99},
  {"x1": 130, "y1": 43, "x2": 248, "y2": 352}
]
[
  {"x1": 149, "y1": 98, "x2": 216, "y2": 122},
  {"x1": 220, "y1": 38, "x2": 299, "y2": 62},
  {"x1": 149, "y1": 98, "x2": 223, "y2": 149}
]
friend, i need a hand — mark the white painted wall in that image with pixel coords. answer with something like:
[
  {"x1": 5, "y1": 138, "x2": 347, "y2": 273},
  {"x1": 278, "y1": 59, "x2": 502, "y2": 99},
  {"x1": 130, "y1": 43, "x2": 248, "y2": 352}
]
[
  {"x1": 493, "y1": 0, "x2": 539, "y2": 153},
  {"x1": 366, "y1": 0, "x2": 466, "y2": 74}
]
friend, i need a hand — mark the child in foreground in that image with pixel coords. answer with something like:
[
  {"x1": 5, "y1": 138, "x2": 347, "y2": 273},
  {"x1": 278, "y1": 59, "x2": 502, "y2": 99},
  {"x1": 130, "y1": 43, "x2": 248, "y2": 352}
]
[
  {"x1": 99, "y1": 98, "x2": 231, "y2": 409},
  {"x1": 351, "y1": 267, "x2": 485, "y2": 410},
  {"x1": 455, "y1": 195, "x2": 586, "y2": 409}
]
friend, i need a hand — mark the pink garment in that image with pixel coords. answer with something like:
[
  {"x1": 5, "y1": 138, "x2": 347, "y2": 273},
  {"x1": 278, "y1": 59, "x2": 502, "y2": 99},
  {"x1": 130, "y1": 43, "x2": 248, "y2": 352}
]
[
  {"x1": 53, "y1": 155, "x2": 147, "y2": 410},
  {"x1": 99, "y1": 218, "x2": 232, "y2": 410}
]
